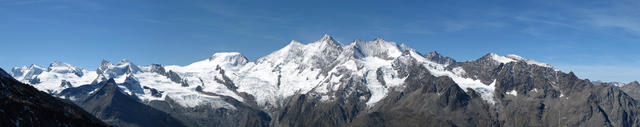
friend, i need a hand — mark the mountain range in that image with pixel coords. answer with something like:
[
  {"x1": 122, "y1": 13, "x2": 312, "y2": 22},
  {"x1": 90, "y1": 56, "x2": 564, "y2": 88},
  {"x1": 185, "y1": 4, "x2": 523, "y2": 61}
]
[
  {"x1": 6, "y1": 34, "x2": 640, "y2": 127},
  {"x1": 0, "y1": 68, "x2": 106, "y2": 126}
]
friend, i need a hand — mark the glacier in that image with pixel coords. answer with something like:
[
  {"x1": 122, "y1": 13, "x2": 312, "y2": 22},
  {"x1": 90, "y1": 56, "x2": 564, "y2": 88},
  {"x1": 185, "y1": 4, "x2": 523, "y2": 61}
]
[{"x1": 10, "y1": 34, "x2": 557, "y2": 110}]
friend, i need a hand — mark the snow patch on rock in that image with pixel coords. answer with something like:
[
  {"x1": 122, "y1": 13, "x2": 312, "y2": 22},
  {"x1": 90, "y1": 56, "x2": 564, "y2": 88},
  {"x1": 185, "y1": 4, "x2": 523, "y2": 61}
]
[
  {"x1": 412, "y1": 52, "x2": 497, "y2": 104},
  {"x1": 506, "y1": 90, "x2": 518, "y2": 96}
]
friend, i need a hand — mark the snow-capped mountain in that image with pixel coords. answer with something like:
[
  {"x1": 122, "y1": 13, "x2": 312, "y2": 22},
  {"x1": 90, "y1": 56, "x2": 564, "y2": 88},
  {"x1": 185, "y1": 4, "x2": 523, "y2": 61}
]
[
  {"x1": 11, "y1": 62, "x2": 97, "y2": 94},
  {"x1": 0, "y1": 68, "x2": 107, "y2": 127},
  {"x1": 10, "y1": 35, "x2": 640, "y2": 127}
]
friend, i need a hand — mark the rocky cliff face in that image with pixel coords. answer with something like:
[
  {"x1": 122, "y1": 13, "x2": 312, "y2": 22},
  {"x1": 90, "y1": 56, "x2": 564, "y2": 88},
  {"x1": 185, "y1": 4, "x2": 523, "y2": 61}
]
[{"x1": 621, "y1": 81, "x2": 640, "y2": 100}]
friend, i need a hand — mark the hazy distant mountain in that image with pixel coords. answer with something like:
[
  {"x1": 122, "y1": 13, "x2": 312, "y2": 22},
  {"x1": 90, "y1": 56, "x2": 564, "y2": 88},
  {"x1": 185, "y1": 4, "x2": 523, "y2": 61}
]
[{"x1": 10, "y1": 35, "x2": 640, "y2": 127}]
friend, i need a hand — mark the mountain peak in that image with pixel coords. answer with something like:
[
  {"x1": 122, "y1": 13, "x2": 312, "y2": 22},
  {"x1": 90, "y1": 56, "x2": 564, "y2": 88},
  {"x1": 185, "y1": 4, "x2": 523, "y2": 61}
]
[
  {"x1": 209, "y1": 52, "x2": 244, "y2": 60},
  {"x1": 83, "y1": 77, "x2": 122, "y2": 106},
  {"x1": 101, "y1": 60, "x2": 111, "y2": 65},
  {"x1": 374, "y1": 37, "x2": 385, "y2": 41},
  {"x1": 427, "y1": 51, "x2": 440, "y2": 56},
  {"x1": 10, "y1": 64, "x2": 46, "y2": 80},
  {"x1": 29, "y1": 64, "x2": 43, "y2": 70},
  {"x1": 49, "y1": 61, "x2": 70, "y2": 67},
  {"x1": 48, "y1": 61, "x2": 78, "y2": 70},
  {"x1": 98, "y1": 60, "x2": 112, "y2": 74},
  {"x1": 486, "y1": 53, "x2": 515, "y2": 63},
  {"x1": 398, "y1": 43, "x2": 413, "y2": 52},
  {"x1": 104, "y1": 78, "x2": 118, "y2": 90},
  {"x1": 118, "y1": 59, "x2": 134, "y2": 65},
  {"x1": 48, "y1": 61, "x2": 84, "y2": 77},
  {"x1": 504, "y1": 54, "x2": 524, "y2": 61},
  {"x1": 481, "y1": 53, "x2": 551, "y2": 68},
  {"x1": 97, "y1": 59, "x2": 141, "y2": 78},
  {"x1": 82, "y1": 77, "x2": 187, "y2": 127},
  {"x1": 314, "y1": 34, "x2": 341, "y2": 47},
  {"x1": 424, "y1": 51, "x2": 456, "y2": 65},
  {"x1": 352, "y1": 38, "x2": 402, "y2": 59},
  {"x1": 208, "y1": 52, "x2": 249, "y2": 67},
  {"x1": 289, "y1": 40, "x2": 302, "y2": 45},
  {"x1": 320, "y1": 34, "x2": 334, "y2": 40},
  {"x1": 279, "y1": 40, "x2": 304, "y2": 52}
]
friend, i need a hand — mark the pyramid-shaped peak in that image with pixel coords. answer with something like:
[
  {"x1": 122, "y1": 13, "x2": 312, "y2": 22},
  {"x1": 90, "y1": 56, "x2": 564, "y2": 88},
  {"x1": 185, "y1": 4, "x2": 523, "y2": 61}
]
[
  {"x1": 91, "y1": 78, "x2": 121, "y2": 97},
  {"x1": 118, "y1": 59, "x2": 134, "y2": 65},
  {"x1": 97, "y1": 59, "x2": 141, "y2": 77},
  {"x1": 98, "y1": 60, "x2": 112, "y2": 71},
  {"x1": 320, "y1": 34, "x2": 334, "y2": 41},
  {"x1": 29, "y1": 64, "x2": 44, "y2": 69},
  {"x1": 101, "y1": 60, "x2": 111, "y2": 65},
  {"x1": 314, "y1": 34, "x2": 341, "y2": 46},
  {"x1": 482, "y1": 53, "x2": 498, "y2": 58},
  {"x1": 281, "y1": 40, "x2": 304, "y2": 50},
  {"x1": 351, "y1": 37, "x2": 402, "y2": 59},
  {"x1": 374, "y1": 37, "x2": 385, "y2": 41},
  {"x1": 427, "y1": 51, "x2": 441, "y2": 56}
]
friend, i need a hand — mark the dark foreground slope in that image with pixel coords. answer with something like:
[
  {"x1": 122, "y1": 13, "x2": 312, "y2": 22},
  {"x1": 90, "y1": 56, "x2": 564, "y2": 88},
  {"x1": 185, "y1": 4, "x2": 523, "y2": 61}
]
[{"x1": 0, "y1": 68, "x2": 107, "y2": 127}]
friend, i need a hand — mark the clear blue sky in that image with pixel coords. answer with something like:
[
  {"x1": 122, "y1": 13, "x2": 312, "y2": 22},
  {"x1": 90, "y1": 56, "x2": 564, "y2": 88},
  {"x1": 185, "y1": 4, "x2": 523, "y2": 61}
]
[{"x1": 1, "y1": 0, "x2": 639, "y2": 82}]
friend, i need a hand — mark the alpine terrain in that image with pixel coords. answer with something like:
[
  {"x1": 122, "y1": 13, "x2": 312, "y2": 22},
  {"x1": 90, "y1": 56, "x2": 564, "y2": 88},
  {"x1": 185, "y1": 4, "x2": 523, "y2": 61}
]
[
  {"x1": 7, "y1": 34, "x2": 640, "y2": 127},
  {"x1": 0, "y1": 68, "x2": 107, "y2": 127}
]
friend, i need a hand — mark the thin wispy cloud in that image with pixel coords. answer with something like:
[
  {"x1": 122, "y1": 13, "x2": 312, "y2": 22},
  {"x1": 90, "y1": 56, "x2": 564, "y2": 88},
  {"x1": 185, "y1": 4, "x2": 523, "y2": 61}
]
[
  {"x1": 503, "y1": 0, "x2": 640, "y2": 37},
  {"x1": 576, "y1": 0, "x2": 640, "y2": 35}
]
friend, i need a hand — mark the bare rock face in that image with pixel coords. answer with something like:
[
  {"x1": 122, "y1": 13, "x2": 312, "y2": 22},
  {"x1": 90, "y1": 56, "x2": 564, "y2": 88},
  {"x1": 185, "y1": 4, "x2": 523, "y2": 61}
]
[
  {"x1": 423, "y1": 51, "x2": 457, "y2": 65},
  {"x1": 349, "y1": 63, "x2": 497, "y2": 127},
  {"x1": 621, "y1": 81, "x2": 640, "y2": 100},
  {"x1": 0, "y1": 68, "x2": 107, "y2": 127}
]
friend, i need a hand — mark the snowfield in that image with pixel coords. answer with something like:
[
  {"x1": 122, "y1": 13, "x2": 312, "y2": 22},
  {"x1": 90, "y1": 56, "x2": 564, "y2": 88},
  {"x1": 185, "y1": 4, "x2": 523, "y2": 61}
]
[{"x1": 11, "y1": 35, "x2": 556, "y2": 109}]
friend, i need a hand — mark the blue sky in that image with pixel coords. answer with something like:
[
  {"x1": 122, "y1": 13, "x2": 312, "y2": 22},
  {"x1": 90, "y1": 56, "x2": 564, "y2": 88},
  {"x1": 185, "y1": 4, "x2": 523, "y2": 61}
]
[{"x1": 1, "y1": 0, "x2": 639, "y2": 82}]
